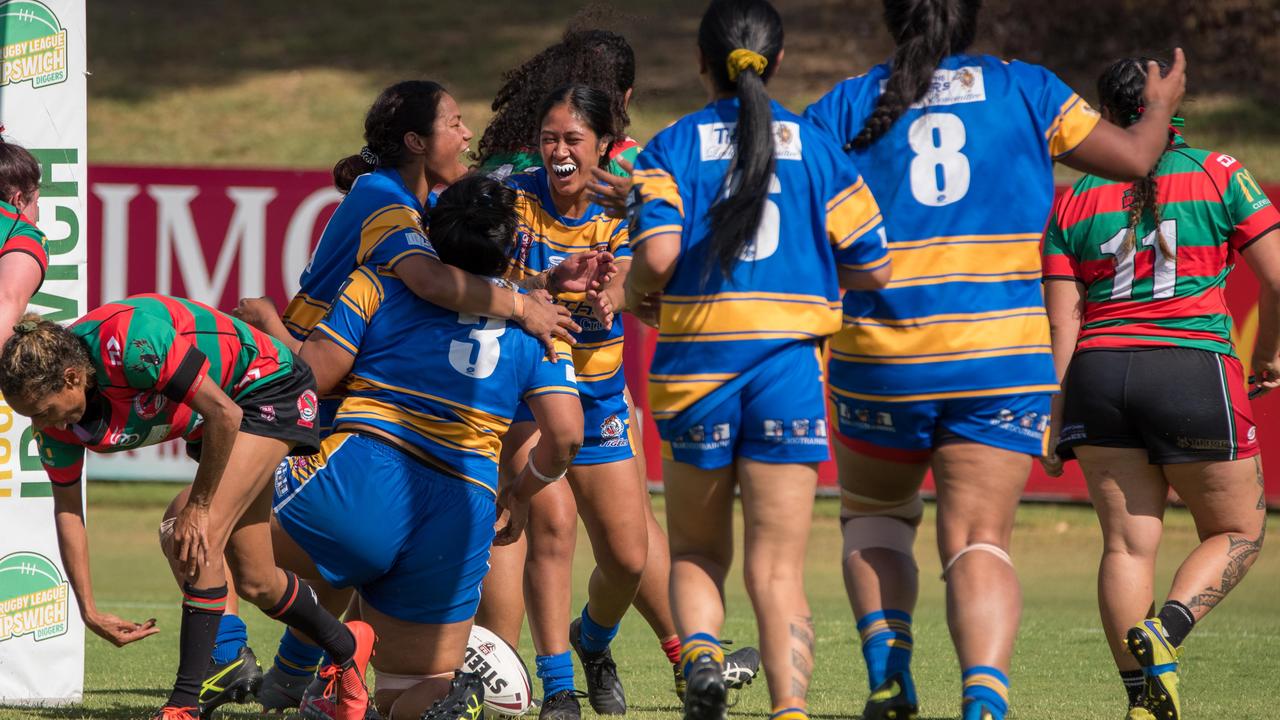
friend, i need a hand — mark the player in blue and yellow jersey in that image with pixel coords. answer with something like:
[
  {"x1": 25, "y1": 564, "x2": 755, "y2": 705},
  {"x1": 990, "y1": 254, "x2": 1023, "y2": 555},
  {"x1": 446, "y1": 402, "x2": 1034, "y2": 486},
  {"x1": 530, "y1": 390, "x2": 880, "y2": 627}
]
[
  {"x1": 803, "y1": 1, "x2": 1187, "y2": 718},
  {"x1": 0, "y1": 137, "x2": 48, "y2": 348},
  {"x1": 272, "y1": 176, "x2": 583, "y2": 720},
  {"x1": 627, "y1": 3, "x2": 890, "y2": 720},
  {"x1": 497, "y1": 85, "x2": 650, "y2": 720}
]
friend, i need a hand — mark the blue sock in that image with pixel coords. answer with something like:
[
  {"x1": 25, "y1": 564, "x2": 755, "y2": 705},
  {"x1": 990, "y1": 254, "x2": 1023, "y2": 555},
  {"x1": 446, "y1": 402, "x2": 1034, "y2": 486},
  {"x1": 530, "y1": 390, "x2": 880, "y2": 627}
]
[
  {"x1": 962, "y1": 666, "x2": 1009, "y2": 720},
  {"x1": 577, "y1": 605, "x2": 620, "y2": 654},
  {"x1": 680, "y1": 632, "x2": 724, "y2": 679},
  {"x1": 210, "y1": 613, "x2": 247, "y2": 665},
  {"x1": 536, "y1": 652, "x2": 576, "y2": 699},
  {"x1": 857, "y1": 609, "x2": 913, "y2": 690},
  {"x1": 274, "y1": 628, "x2": 326, "y2": 677}
]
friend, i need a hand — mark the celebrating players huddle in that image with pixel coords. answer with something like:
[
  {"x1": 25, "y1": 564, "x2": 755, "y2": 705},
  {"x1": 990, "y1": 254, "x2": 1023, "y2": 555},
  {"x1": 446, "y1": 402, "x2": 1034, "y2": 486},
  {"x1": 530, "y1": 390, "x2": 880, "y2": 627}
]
[{"x1": 0, "y1": 1, "x2": 1274, "y2": 720}]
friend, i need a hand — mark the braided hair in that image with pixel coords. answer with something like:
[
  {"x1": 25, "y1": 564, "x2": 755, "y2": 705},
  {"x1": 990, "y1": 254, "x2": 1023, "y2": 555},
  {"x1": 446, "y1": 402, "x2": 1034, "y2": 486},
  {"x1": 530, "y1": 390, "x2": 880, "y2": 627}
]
[
  {"x1": 848, "y1": 0, "x2": 982, "y2": 151},
  {"x1": 475, "y1": 29, "x2": 635, "y2": 168},
  {"x1": 1098, "y1": 57, "x2": 1175, "y2": 260},
  {"x1": 332, "y1": 80, "x2": 448, "y2": 194},
  {"x1": 0, "y1": 314, "x2": 94, "y2": 402}
]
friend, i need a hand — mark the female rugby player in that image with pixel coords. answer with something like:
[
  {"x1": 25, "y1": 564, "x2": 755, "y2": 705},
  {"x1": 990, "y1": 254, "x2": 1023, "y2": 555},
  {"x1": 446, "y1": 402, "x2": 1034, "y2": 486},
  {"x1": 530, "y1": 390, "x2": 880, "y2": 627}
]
[
  {"x1": 627, "y1": 2, "x2": 891, "y2": 719},
  {"x1": 1042, "y1": 56, "x2": 1276, "y2": 720},
  {"x1": 804, "y1": 2, "x2": 1186, "y2": 718},
  {"x1": 0, "y1": 137, "x2": 48, "y2": 348},
  {"x1": 272, "y1": 175, "x2": 583, "y2": 720},
  {"x1": 498, "y1": 85, "x2": 649, "y2": 720},
  {"x1": 0, "y1": 300, "x2": 372, "y2": 720}
]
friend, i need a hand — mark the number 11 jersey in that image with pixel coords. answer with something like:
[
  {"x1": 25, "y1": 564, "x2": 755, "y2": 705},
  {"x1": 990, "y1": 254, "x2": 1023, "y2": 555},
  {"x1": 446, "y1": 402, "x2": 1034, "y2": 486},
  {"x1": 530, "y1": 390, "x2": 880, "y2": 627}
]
[{"x1": 806, "y1": 54, "x2": 1100, "y2": 400}]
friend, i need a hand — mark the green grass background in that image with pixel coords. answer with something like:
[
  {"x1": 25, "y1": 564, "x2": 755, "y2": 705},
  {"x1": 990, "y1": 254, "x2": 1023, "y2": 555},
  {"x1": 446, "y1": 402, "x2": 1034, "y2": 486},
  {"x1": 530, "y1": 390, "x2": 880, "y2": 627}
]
[{"x1": 2, "y1": 483, "x2": 1276, "y2": 720}]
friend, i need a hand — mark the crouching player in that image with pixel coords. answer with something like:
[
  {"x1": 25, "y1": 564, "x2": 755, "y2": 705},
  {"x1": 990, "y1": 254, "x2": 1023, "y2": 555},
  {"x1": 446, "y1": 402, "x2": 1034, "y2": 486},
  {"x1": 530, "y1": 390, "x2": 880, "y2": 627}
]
[
  {"x1": 0, "y1": 298, "x2": 373, "y2": 720},
  {"x1": 272, "y1": 175, "x2": 583, "y2": 720}
]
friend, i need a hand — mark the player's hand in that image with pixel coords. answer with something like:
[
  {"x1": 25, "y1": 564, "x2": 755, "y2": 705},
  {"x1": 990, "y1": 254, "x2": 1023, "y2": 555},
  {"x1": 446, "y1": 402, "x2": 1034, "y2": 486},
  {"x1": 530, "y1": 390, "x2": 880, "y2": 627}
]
[
  {"x1": 517, "y1": 292, "x2": 579, "y2": 361},
  {"x1": 1039, "y1": 450, "x2": 1064, "y2": 478},
  {"x1": 171, "y1": 502, "x2": 211, "y2": 579},
  {"x1": 588, "y1": 158, "x2": 634, "y2": 219},
  {"x1": 1142, "y1": 47, "x2": 1186, "y2": 118},
  {"x1": 85, "y1": 611, "x2": 158, "y2": 648},
  {"x1": 586, "y1": 285, "x2": 615, "y2": 331},
  {"x1": 550, "y1": 250, "x2": 616, "y2": 295},
  {"x1": 1249, "y1": 352, "x2": 1280, "y2": 398},
  {"x1": 626, "y1": 285, "x2": 661, "y2": 329},
  {"x1": 231, "y1": 296, "x2": 279, "y2": 332},
  {"x1": 493, "y1": 483, "x2": 531, "y2": 546}
]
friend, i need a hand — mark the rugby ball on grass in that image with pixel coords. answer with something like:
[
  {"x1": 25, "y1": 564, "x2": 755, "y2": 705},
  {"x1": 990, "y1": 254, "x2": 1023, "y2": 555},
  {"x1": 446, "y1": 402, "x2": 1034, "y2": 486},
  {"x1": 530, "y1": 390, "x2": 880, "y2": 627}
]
[{"x1": 466, "y1": 624, "x2": 532, "y2": 717}]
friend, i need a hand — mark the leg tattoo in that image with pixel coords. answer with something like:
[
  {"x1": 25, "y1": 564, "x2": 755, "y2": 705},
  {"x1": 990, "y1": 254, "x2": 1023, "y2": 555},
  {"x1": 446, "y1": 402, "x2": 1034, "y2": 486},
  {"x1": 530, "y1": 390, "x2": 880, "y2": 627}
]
[
  {"x1": 1185, "y1": 527, "x2": 1265, "y2": 615},
  {"x1": 789, "y1": 616, "x2": 815, "y2": 700}
]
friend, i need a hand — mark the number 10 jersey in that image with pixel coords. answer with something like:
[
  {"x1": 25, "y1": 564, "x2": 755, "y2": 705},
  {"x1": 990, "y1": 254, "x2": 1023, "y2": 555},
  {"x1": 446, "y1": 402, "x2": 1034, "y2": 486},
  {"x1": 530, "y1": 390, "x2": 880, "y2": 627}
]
[
  {"x1": 806, "y1": 54, "x2": 1101, "y2": 401},
  {"x1": 312, "y1": 265, "x2": 579, "y2": 494}
]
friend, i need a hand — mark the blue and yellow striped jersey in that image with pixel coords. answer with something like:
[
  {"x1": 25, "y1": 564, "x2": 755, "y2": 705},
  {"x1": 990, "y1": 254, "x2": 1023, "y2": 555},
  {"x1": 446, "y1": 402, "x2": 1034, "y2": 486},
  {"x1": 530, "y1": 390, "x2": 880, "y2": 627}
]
[
  {"x1": 283, "y1": 168, "x2": 438, "y2": 340},
  {"x1": 313, "y1": 266, "x2": 579, "y2": 493},
  {"x1": 805, "y1": 54, "x2": 1101, "y2": 401},
  {"x1": 631, "y1": 98, "x2": 888, "y2": 427},
  {"x1": 505, "y1": 168, "x2": 630, "y2": 402}
]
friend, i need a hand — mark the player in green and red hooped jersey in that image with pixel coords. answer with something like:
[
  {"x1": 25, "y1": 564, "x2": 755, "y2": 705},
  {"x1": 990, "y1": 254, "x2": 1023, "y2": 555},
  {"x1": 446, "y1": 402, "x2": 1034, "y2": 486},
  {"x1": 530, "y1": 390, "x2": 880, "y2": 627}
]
[
  {"x1": 0, "y1": 298, "x2": 376, "y2": 720},
  {"x1": 0, "y1": 135, "x2": 49, "y2": 349},
  {"x1": 1041, "y1": 57, "x2": 1277, "y2": 720}
]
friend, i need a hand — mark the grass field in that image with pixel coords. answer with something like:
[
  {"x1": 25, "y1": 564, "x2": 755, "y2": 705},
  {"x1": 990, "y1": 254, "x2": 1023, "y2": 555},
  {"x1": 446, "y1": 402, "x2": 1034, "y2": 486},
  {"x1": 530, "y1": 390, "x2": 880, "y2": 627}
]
[{"x1": 2, "y1": 483, "x2": 1276, "y2": 720}]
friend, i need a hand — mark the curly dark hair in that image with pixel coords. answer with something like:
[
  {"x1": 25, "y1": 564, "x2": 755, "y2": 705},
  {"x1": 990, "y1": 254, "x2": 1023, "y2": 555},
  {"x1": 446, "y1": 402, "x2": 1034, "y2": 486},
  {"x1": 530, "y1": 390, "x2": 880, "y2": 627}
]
[
  {"x1": 0, "y1": 313, "x2": 94, "y2": 401},
  {"x1": 475, "y1": 28, "x2": 635, "y2": 168}
]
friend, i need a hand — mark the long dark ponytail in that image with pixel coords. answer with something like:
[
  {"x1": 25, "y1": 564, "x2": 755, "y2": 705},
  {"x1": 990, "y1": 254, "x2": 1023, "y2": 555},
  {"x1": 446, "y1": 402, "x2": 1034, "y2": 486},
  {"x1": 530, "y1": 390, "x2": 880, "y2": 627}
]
[
  {"x1": 848, "y1": 0, "x2": 982, "y2": 151},
  {"x1": 1097, "y1": 56, "x2": 1175, "y2": 260},
  {"x1": 332, "y1": 80, "x2": 447, "y2": 194},
  {"x1": 698, "y1": 0, "x2": 783, "y2": 279}
]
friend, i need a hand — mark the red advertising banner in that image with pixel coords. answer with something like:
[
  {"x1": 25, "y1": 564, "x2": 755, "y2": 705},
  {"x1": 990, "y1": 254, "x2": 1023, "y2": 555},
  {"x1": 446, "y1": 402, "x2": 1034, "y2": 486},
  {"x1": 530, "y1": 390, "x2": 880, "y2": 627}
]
[{"x1": 86, "y1": 165, "x2": 1280, "y2": 505}]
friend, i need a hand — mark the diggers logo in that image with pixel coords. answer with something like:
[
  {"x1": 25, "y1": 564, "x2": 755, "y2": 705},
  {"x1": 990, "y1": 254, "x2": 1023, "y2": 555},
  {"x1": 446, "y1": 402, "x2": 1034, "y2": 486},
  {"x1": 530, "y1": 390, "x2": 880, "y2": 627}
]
[
  {"x1": 296, "y1": 390, "x2": 318, "y2": 429},
  {"x1": 1, "y1": 1, "x2": 68, "y2": 89},
  {"x1": 0, "y1": 552, "x2": 70, "y2": 643}
]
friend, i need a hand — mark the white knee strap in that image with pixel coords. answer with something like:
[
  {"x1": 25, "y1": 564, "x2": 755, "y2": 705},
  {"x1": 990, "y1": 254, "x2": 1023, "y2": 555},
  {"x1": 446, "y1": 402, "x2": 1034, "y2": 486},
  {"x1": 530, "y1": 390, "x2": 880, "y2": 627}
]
[
  {"x1": 840, "y1": 491, "x2": 923, "y2": 561},
  {"x1": 941, "y1": 543, "x2": 1012, "y2": 580},
  {"x1": 374, "y1": 668, "x2": 454, "y2": 693}
]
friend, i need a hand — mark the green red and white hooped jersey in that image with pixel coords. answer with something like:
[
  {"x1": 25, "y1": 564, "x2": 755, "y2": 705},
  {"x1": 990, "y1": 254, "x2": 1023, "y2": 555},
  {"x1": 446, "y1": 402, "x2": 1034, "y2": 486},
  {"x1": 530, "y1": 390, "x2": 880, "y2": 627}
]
[
  {"x1": 34, "y1": 294, "x2": 298, "y2": 485},
  {"x1": 1043, "y1": 135, "x2": 1280, "y2": 356},
  {"x1": 0, "y1": 198, "x2": 49, "y2": 285}
]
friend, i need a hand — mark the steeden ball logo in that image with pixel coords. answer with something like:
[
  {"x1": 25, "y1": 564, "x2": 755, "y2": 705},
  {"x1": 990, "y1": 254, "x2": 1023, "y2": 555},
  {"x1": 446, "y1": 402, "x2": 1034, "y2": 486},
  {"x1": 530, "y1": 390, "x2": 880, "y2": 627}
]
[
  {"x1": 1, "y1": 0, "x2": 68, "y2": 89},
  {"x1": 0, "y1": 551, "x2": 70, "y2": 643}
]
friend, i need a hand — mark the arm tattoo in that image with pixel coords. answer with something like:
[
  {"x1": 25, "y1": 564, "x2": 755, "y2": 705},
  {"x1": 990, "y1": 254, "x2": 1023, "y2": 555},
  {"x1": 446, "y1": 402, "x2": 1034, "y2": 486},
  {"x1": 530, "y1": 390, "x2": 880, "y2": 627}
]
[
  {"x1": 789, "y1": 615, "x2": 815, "y2": 700},
  {"x1": 1185, "y1": 527, "x2": 1266, "y2": 615}
]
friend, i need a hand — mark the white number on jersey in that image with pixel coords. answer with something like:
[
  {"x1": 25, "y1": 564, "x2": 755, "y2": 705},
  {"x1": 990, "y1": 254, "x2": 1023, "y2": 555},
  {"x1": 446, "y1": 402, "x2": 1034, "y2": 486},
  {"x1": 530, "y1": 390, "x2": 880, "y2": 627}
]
[
  {"x1": 1098, "y1": 220, "x2": 1179, "y2": 299},
  {"x1": 737, "y1": 174, "x2": 782, "y2": 262},
  {"x1": 449, "y1": 313, "x2": 506, "y2": 379},
  {"x1": 907, "y1": 113, "x2": 971, "y2": 207}
]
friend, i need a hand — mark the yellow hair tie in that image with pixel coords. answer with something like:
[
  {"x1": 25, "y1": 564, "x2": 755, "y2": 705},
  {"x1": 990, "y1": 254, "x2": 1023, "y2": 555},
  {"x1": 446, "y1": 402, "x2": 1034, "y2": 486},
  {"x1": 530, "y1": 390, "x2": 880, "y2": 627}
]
[{"x1": 726, "y1": 48, "x2": 768, "y2": 82}]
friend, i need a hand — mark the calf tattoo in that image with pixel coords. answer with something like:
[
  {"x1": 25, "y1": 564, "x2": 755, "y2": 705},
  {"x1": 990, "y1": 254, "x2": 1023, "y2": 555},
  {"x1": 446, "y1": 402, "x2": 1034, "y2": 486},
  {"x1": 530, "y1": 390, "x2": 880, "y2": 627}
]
[
  {"x1": 1186, "y1": 526, "x2": 1265, "y2": 615},
  {"x1": 789, "y1": 615, "x2": 815, "y2": 699}
]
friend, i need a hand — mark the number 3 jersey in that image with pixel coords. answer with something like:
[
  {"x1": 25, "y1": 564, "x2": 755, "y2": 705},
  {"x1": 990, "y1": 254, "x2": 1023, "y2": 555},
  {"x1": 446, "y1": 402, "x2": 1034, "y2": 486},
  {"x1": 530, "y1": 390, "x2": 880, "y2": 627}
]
[
  {"x1": 1043, "y1": 134, "x2": 1280, "y2": 356},
  {"x1": 313, "y1": 266, "x2": 579, "y2": 493},
  {"x1": 631, "y1": 98, "x2": 888, "y2": 433},
  {"x1": 806, "y1": 54, "x2": 1101, "y2": 400}
]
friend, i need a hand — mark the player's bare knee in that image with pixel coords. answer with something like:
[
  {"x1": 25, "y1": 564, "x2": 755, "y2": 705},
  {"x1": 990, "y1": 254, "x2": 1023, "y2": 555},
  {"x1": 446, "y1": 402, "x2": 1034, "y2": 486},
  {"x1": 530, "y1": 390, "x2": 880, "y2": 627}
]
[{"x1": 599, "y1": 542, "x2": 647, "y2": 585}]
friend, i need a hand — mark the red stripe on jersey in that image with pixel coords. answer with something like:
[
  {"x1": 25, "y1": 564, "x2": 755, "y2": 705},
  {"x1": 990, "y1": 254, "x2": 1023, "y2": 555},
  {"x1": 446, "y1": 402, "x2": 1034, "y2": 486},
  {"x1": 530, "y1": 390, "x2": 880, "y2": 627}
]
[
  {"x1": 1076, "y1": 335, "x2": 1184, "y2": 351},
  {"x1": 1081, "y1": 323, "x2": 1226, "y2": 344},
  {"x1": 147, "y1": 294, "x2": 203, "y2": 392},
  {"x1": 94, "y1": 306, "x2": 134, "y2": 388},
  {"x1": 1082, "y1": 286, "x2": 1228, "y2": 325},
  {"x1": 1231, "y1": 210, "x2": 1280, "y2": 251},
  {"x1": 0, "y1": 205, "x2": 21, "y2": 221},
  {"x1": 1042, "y1": 251, "x2": 1080, "y2": 280},
  {"x1": 1058, "y1": 172, "x2": 1230, "y2": 230},
  {"x1": 0, "y1": 236, "x2": 49, "y2": 272}
]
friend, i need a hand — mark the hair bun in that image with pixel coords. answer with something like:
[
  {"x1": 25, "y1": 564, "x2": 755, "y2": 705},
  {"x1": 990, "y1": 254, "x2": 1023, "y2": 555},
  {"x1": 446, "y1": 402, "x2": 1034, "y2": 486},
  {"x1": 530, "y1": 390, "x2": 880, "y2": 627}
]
[{"x1": 13, "y1": 319, "x2": 39, "y2": 335}]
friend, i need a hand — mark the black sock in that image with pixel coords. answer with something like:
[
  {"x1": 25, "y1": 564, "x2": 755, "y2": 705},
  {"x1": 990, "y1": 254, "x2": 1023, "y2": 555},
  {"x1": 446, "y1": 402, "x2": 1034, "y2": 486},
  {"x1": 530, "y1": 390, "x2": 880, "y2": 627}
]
[
  {"x1": 264, "y1": 570, "x2": 355, "y2": 664},
  {"x1": 1120, "y1": 669, "x2": 1145, "y2": 707},
  {"x1": 1156, "y1": 600, "x2": 1195, "y2": 647},
  {"x1": 167, "y1": 583, "x2": 228, "y2": 708}
]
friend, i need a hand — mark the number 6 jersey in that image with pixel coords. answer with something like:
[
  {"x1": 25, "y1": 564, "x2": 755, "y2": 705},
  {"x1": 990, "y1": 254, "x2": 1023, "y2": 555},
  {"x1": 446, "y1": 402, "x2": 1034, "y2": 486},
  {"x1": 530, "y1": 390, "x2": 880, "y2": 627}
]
[
  {"x1": 313, "y1": 265, "x2": 579, "y2": 493},
  {"x1": 806, "y1": 54, "x2": 1101, "y2": 401}
]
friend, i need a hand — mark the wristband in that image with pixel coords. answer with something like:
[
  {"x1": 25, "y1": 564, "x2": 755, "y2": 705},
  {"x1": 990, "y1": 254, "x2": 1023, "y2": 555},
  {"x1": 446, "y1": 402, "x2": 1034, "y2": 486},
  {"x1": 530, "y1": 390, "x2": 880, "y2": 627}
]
[
  {"x1": 527, "y1": 451, "x2": 566, "y2": 484},
  {"x1": 512, "y1": 291, "x2": 525, "y2": 321}
]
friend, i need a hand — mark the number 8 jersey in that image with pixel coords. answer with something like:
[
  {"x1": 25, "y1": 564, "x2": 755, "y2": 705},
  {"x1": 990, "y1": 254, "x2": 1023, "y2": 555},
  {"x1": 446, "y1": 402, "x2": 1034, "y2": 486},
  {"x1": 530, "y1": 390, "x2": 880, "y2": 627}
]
[{"x1": 806, "y1": 54, "x2": 1101, "y2": 400}]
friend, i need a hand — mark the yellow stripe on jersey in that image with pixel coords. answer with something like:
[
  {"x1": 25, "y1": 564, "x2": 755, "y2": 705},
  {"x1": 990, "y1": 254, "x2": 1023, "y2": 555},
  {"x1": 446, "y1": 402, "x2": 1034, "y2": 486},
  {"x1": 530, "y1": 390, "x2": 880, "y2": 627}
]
[
  {"x1": 887, "y1": 234, "x2": 1040, "y2": 287},
  {"x1": 633, "y1": 168, "x2": 684, "y2": 218},
  {"x1": 337, "y1": 396, "x2": 506, "y2": 463},
  {"x1": 657, "y1": 292, "x2": 842, "y2": 342},
  {"x1": 632, "y1": 224, "x2": 683, "y2": 246},
  {"x1": 648, "y1": 372, "x2": 741, "y2": 420},
  {"x1": 356, "y1": 204, "x2": 422, "y2": 265},
  {"x1": 282, "y1": 298, "x2": 329, "y2": 337},
  {"x1": 572, "y1": 336, "x2": 624, "y2": 382},
  {"x1": 1046, "y1": 94, "x2": 1101, "y2": 157},
  {"x1": 345, "y1": 374, "x2": 509, "y2": 427},
  {"x1": 832, "y1": 307, "x2": 1050, "y2": 360},
  {"x1": 826, "y1": 181, "x2": 882, "y2": 250},
  {"x1": 313, "y1": 322, "x2": 359, "y2": 356}
]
